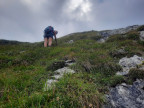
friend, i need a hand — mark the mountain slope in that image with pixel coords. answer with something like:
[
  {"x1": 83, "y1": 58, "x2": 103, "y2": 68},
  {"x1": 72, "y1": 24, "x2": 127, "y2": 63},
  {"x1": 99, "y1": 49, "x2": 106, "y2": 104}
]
[
  {"x1": 59, "y1": 25, "x2": 141, "y2": 43},
  {"x1": 0, "y1": 25, "x2": 144, "y2": 107}
]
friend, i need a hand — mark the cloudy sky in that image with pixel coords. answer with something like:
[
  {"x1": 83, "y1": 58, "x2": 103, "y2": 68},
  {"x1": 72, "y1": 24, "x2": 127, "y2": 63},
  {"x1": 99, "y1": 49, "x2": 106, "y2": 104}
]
[{"x1": 0, "y1": 0, "x2": 144, "y2": 42}]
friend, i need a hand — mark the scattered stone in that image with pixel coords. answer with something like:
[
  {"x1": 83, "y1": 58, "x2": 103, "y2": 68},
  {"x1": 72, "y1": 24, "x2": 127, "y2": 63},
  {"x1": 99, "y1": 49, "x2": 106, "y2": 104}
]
[
  {"x1": 44, "y1": 60, "x2": 75, "y2": 91},
  {"x1": 97, "y1": 38, "x2": 106, "y2": 43},
  {"x1": 117, "y1": 55, "x2": 144, "y2": 75},
  {"x1": 68, "y1": 40, "x2": 74, "y2": 43},
  {"x1": 104, "y1": 79, "x2": 144, "y2": 108},
  {"x1": 140, "y1": 31, "x2": 144, "y2": 41},
  {"x1": 44, "y1": 79, "x2": 57, "y2": 91},
  {"x1": 19, "y1": 51, "x2": 26, "y2": 54},
  {"x1": 65, "y1": 60, "x2": 75, "y2": 66},
  {"x1": 55, "y1": 67, "x2": 75, "y2": 74}
]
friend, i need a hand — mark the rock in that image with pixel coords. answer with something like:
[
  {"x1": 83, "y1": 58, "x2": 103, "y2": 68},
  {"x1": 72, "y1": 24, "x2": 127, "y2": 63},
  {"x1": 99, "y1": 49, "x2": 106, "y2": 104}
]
[
  {"x1": 19, "y1": 51, "x2": 26, "y2": 54},
  {"x1": 99, "y1": 25, "x2": 139, "y2": 38},
  {"x1": 98, "y1": 25, "x2": 140, "y2": 42},
  {"x1": 65, "y1": 60, "x2": 75, "y2": 66},
  {"x1": 44, "y1": 67, "x2": 75, "y2": 91},
  {"x1": 68, "y1": 40, "x2": 74, "y2": 43},
  {"x1": 104, "y1": 79, "x2": 144, "y2": 108},
  {"x1": 54, "y1": 67, "x2": 75, "y2": 75},
  {"x1": 140, "y1": 31, "x2": 144, "y2": 41},
  {"x1": 117, "y1": 55, "x2": 144, "y2": 75},
  {"x1": 44, "y1": 79, "x2": 57, "y2": 91},
  {"x1": 97, "y1": 38, "x2": 106, "y2": 43}
]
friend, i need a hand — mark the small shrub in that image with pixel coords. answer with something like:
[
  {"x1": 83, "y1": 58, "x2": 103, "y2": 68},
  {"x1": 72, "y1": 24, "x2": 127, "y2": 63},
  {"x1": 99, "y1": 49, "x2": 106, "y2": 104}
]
[
  {"x1": 128, "y1": 68, "x2": 144, "y2": 81},
  {"x1": 138, "y1": 40, "x2": 144, "y2": 46},
  {"x1": 137, "y1": 25, "x2": 144, "y2": 31},
  {"x1": 126, "y1": 31, "x2": 139, "y2": 40},
  {"x1": 46, "y1": 60, "x2": 65, "y2": 71},
  {"x1": 92, "y1": 63, "x2": 122, "y2": 76},
  {"x1": 106, "y1": 35, "x2": 126, "y2": 42},
  {"x1": 109, "y1": 48, "x2": 128, "y2": 58},
  {"x1": 109, "y1": 75, "x2": 125, "y2": 87}
]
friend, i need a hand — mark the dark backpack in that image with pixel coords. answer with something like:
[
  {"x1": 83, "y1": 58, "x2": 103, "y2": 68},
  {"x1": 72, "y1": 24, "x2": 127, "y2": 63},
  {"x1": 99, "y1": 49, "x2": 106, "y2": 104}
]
[{"x1": 44, "y1": 26, "x2": 54, "y2": 34}]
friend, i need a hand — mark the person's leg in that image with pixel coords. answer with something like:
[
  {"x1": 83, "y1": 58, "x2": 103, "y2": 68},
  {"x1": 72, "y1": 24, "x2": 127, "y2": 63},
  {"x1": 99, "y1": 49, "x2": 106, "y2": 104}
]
[
  {"x1": 48, "y1": 37, "x2": 53, "y2": 47},
  {"x1": 44, "y1": 38, "x2": 48, "y2": 47}
]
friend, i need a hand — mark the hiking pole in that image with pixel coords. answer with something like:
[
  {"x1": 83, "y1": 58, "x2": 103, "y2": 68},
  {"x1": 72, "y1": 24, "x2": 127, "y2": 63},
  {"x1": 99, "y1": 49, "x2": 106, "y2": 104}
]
[
  {"x1": 55, "y1": 36, "x2": 57, "y2": 46},
  {"x1": 54, "y1": 31, "x2": 58, "y2": 46}
]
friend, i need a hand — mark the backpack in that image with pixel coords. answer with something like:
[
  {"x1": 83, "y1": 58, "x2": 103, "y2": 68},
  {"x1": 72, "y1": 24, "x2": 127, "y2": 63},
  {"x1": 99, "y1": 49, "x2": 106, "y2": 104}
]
[{"x1": 44, "y1": 26, "x2": 54, "y2": 34}]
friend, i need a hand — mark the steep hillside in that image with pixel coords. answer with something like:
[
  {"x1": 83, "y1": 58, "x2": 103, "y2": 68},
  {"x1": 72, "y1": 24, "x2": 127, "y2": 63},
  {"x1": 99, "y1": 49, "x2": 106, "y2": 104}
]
[
  {"x1": 58, "y1": 25, "x2": 140, "y2": 43},
  {"x1": 0, "y1": 25, "x2": 144, "y2": 108}
]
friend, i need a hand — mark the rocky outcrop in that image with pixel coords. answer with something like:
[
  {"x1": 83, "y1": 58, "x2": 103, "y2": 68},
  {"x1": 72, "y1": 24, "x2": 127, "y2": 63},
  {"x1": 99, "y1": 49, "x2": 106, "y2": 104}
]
[
  {"x1": 104, "y1": 55, "x2": 144, "y2": 108},
  {"x1": 104, "y1": 79, "x2": 144, "y2": 108},
  {"x1": 44, "y1": 60, "x2": 75, "y2": 91},
  {"x1": 98, "y1": 25, "x2": 140, "y2": 42},
  {"x1": 140, "y1": 31, "x2": 144, "y2": 41},
  {"x1": 99, "y1": 25, "x2": 139, "y2": 37},
  {"x1": 117, "y1": 55, "x2": 144, "y2": 75}
]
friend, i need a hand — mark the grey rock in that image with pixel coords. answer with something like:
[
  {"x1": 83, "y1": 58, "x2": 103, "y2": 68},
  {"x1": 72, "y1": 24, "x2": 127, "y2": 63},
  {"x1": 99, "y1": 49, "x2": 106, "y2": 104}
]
[
  {"x1": 97, "y1": 38, "x2": 106, "y2": 43},
  {"x1": 19, "y1": 51, "x2": 26, "y2": 53},
  {"x1": 117, "y1": 55, "x2": 144, "y2": 75},
  {"x1": 68, "y1": 40, "x2": 74, "y2": 43},
  {"x1": 140, "y1": 31, "x2": 144, "y2": 41},
  {"x1": 104, "y1": 79, "x2": 144, "y2": 108},
  {"x1": 44, "y1": 79, "x2": 57, "y2": 91},
  {"x1": 44, "y1": 65, "x2": 75, "y2": 91},
  {"x1": 54, "y1": 67, "x2": 75, "y2": 74},
  {"x1": 65, "y1": 60, "x2": 75, "y2": 66},
  {"x1": 99, "y1": 25, "x2": 139, "y2": 37},
  {"x1": 98, "y1": 25, "x2": 140, "y2": 42}
]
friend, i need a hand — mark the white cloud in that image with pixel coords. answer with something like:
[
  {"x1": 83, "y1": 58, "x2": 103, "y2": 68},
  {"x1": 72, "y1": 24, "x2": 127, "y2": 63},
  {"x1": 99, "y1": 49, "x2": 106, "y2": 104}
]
[{"x1": 63, "y1": 0, "x2": 92, "y2": 21}]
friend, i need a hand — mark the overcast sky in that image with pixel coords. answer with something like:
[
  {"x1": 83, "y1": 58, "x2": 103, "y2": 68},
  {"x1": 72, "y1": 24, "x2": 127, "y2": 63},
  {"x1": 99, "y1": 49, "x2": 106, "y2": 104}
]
[{"x1": 0, "y1": 0, "x2": 144, "y2": 42}]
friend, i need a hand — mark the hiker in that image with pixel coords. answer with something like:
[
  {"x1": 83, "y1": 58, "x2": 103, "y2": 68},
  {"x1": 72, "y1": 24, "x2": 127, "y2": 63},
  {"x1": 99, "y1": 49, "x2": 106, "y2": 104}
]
[{"x1": 43, "y1": 26, "x2": 58, "y2": 47}]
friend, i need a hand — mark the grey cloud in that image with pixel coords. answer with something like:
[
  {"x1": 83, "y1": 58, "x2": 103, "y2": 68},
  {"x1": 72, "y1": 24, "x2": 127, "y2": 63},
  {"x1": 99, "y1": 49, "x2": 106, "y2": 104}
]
[{"x1": 0, "y1": 0, "x2": 144, "y2": 42}]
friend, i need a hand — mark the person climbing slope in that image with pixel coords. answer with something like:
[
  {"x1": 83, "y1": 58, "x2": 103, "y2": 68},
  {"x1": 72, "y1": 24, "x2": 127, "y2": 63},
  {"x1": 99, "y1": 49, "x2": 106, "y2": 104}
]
[{"x1": 43, "y1": 26, "x2": 58, "y2": 47}]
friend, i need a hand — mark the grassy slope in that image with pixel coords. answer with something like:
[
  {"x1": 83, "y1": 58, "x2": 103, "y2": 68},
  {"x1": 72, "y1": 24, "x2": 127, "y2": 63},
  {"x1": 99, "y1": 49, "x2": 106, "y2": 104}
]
[{"x1": 0, "y1": 27, "x2": 144, "y2": 108}]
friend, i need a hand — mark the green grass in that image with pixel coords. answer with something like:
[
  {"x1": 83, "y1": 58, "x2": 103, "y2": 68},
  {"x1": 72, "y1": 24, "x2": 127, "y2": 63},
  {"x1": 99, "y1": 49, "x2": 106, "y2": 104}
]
[{"x1": 0, "y1": 29, "x2": 144, "y2": 107}]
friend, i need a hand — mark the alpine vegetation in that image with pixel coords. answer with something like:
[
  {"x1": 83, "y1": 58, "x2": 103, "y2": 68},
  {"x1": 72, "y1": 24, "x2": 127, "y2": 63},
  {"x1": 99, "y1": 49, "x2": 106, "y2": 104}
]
[{"x1": 0, "y1": 25, "x2": 144, "y2": 108}]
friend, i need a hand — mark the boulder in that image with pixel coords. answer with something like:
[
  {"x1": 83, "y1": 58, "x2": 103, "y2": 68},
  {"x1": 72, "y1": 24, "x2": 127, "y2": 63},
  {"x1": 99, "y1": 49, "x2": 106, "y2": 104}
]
[
  {"x1": 99, "y1": 25, "x2": 139, "y2": 37},
  {"x1": 104, "y1": 79, "x2": 144, "y2": 108},
  {"x1": 117, "y1": 55, "x2": 144, "y2": 75}
]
